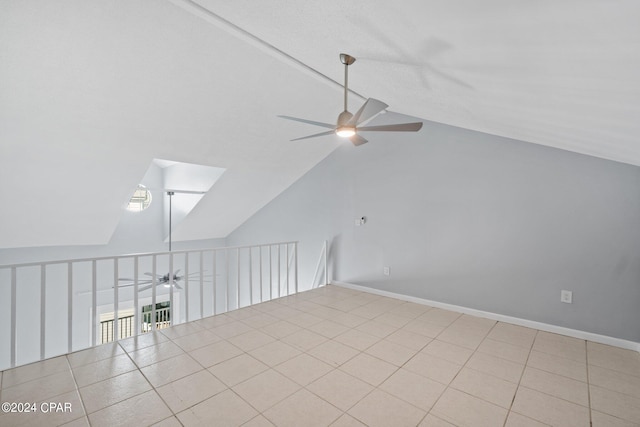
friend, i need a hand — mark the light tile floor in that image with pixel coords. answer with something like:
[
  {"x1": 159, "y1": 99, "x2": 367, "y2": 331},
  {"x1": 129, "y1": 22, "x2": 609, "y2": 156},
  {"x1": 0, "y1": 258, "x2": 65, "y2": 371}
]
[{"x1": 1, "y1": 285, "x2": 639, "y2": 426}]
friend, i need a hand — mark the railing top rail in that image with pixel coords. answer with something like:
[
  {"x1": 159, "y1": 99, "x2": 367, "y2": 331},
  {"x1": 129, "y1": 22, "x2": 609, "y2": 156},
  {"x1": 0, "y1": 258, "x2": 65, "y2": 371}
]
[{"x1": 0, "y1": 241, "x2": 299, "y2": 269}]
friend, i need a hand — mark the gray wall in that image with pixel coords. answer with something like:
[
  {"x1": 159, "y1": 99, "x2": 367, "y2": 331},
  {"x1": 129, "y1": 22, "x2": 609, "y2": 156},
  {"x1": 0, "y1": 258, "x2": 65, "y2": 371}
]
[{"x1": 227, "y1": 115, "x2": 640, "y2": 342}]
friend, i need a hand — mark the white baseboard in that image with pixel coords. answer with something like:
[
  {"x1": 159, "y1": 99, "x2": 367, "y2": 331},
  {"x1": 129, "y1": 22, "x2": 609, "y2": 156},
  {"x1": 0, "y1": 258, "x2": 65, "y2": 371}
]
[{"x1": 331, "y1": 280, "x2": 640, "y2": 353}]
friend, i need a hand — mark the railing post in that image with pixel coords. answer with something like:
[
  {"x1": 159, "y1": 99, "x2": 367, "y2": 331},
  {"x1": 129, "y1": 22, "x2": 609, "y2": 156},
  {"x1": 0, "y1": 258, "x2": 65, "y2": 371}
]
[
  {"x1": 286, "y1": 243, "x2": 289, "y2": 296},
  {"x1": 225, "y1": 248, "x2": 230, "y2": 312},
  {"x1": 259, "y1": 246, "x2": 263, "y2": 303},
  {"x1": 269, "y1": 245, "x2": 273, "y2": 300},
  {"x1": 277, "y1": 244, "x2": 281, "y2": 298},
  {"x1": 324, "y1": 240, "x2": 328, "y2": 286}
]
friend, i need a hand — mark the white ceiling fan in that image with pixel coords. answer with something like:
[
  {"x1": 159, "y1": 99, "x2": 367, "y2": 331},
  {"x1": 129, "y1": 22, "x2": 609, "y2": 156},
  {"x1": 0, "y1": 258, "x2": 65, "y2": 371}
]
[
  {"x1": 117, "y1": 270, "x2": 212, "y2": 292},
  {"x1": 279, "y1": 53, "x2": 423, "y2": 146}
]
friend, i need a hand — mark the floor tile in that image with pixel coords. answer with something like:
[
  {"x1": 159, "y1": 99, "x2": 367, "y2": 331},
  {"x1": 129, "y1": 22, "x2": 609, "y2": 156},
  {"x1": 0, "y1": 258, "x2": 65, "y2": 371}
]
[
  {"x1": 504, "y1": 411, "x2": 549, "y2": 426},
  {"x1": 193, "y1": 313, "x2": 233, "y2": 329},
  {"x1": 188, "y1": 340, "x2": 243, "y2": 367},
  {"x1": 275, "y1": 353, "x2": 333, "y2": 386},
  {"x1": 140, "y1": 353, "x2": 203, "y2": 387},
  {"x1": 465, "y1": 351, "x2": 524, "y2": 383},
  {"x1": 243, "y1": 414, "x2": 276, "y2": 426},
  {"x1": 340, "y1": 352, "x2": 397, "y2": 386},
  {"x1": 418, "y1": 414, "x2": 457, "y2": 426},
  {"x1": 172, "y1": 329, "x2": 221, "y2": 352},
  {"x1": 591, "y1": 410, "x2": 638, "y2": 427},
  {"x1": 330, "y1": 312, "x2": 368, "y2": 328},
  {"x1": 232, "y1": 369, "x2": 300, "y2": 412},
  {"x1": 71, "y1": 353, "x2": 136, "y2": 387},
  {"x1": 477, "y1": 337, "x2": 531, "y2": 364},
  {"x1": 589, "y1": 364, "x2": 640, "y2": 398},
  {"x1": 520, "y1": 366, "x2": 589, "y2": 406},
  {"x1": 421, "y1": 339, "x2": 474, "y2": 365},
  {"x1": 526, "y1": 350, "x2": 587, "y2": 382},
  {"x1": 128, "y1": 340, "x2": 184, "y2": 368},
  {"x1": 375, "y1": 312, "x2": 412, "y2": 328},
  {"x1": 348, "y1": 389, "x2": 426, "y2": 427},
  {"x1": 437, "y1": 326, "x2": 488, "y2": 350},
  {"x1": 431, "y1": 387, "x2": 508, "y2": 427},
  {"x1": 209, "y1": 353, "x2": 269, "y2": 387},
  {"x1": 281, "y1": 329, "x2": 328, "y2": 351},
  {"x1": 355, "y1": 320, "x2": 398, "y2": 338},
  {"x1": 307, "y1": 339, "x2": 359, "y2": 367},
  {"x1": 79, "y1": 370, "x2": 151, "y2": 414},
  {"x1": 152, "y1": 416, "x2": 182, "y2": 427},
  {"x1": 334, "y1": 328, "x2": 380, "y2": 351},
  {"x1": 286, "y1": 312, "x2": 324, "y2": 328},
  {"x1": 307, "y1": 369, "x2": 374, "y2": 411},
  {"x1": 118, "y1": 331, "x2": 168, "y2": 353},
  {"x1": 450, "y1": 367, "x2": 518, "y2": 408},
  {"x1": 67, "y1": 343, "x2": 124, "y2": 368},
  {"x1": 590, "y1": 384, "x2": 640, "y2": 423},
  {"x1": 402, "y1": 319, "x2": 447, "y2": 338},
  {"x1": 259, "y1": 320, "x2": 302, "y2": 339},
  {"x1": 364, "y1": 339, "x2": 417, "y2": 367},
  {"x1": 0, "y1": 356, "x2": 70, "y2": 389},
  {"x1": 248, "y1": 340, "x2": 302, "y2": 367},
  {"x1": 228, "y1": 330, "x2": 275, "y2": 352},
  {"x1": 532, "y1": 332, "x2": 586, "y2": 363},
  {"x1": 588, "y1": 342, "x2": 640, "y2": 377},
  {"x1": 160, "y1": 321, "x2": 204, "y2": 340},
  {"x1": 308, "y1": 319, "x2": 350, "y2": 339},
  {"x1": 379, "y1": 368, "x2": 445, "y2": 411},
  {"x1": 211, "y1": 321, "x2": 254, "y2": 339},
  {"x1": 1, "y1": 369, "x2": 76, "y2": 403},
  {"x1": 177, "y1": 389, "x2": 258, "y2": 426},
  {"x1": 88, "y1": 390, "x2": 171, "y2": 427},
  {"x1": 403, "y1": 352, "x2": 462, "y2": 385},
  {"x1": 385, "y1": 328, "x2": 432, "y2": 351},
  {"x1": 330, "y1": 413, "x2": 367, "y2": 427},
  {"x1": 416, "y1": 308, "x2": 460, "y2": 327},
  {"x1": 486, "y1": 322, "x2": 537, "y2": 349},
  {"x1": 240, "y1": 313, "x2": 279, "y2": 329},
  {"x1": 511, "y1": 386, "x2": 590, "y2": 427},
  {"x1": 156, "y1": 369, "x2": 227, "y2": 413},
  {"x1": 263, "y1": 388, "x2": 342, "y2": 427}
]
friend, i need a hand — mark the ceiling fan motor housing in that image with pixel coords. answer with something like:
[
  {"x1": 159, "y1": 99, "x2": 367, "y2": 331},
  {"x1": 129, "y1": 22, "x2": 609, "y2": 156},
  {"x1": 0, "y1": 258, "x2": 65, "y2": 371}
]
[{"x1": 337, "y1": 110, "x2": 354, "y2": 127}]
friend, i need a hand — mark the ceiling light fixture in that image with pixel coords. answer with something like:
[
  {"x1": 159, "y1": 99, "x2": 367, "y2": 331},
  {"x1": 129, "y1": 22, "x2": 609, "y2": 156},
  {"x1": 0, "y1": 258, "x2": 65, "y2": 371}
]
[{"x1": 336, "y1": 126, "x2": 356, "y2": 138}]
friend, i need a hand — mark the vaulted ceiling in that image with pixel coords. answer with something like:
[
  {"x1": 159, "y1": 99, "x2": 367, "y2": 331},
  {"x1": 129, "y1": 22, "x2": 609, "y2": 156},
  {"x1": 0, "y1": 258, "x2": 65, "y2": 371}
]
[{"x1": 1, "y1": 0, "x2": 639, "y2": 249}]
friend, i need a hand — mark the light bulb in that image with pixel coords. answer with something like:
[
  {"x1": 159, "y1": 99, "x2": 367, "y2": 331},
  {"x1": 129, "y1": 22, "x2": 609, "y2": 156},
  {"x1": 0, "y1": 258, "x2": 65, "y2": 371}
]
[{"x1": 336, "y1": 126, "x2": 356, "y2": 138}]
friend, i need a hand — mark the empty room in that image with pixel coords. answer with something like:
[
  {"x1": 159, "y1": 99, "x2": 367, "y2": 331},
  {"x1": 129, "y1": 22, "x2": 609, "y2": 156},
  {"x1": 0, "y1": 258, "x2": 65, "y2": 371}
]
[{"x1": 1, "y1": 1, "x2": 639, "y2": 426}]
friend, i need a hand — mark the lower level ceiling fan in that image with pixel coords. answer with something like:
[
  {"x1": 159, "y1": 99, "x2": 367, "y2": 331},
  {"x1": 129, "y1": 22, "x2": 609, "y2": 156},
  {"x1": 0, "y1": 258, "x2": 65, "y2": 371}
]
[
  {"x1": 117, "y1": 270, "x2": 212, "y2": 292},
  {"x1": 279, "y1": 53, "x2": 423, "y2": 146}
]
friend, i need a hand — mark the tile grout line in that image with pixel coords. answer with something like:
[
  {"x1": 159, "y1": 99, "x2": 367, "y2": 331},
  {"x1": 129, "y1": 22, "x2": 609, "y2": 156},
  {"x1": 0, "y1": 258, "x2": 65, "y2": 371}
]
[
  {"x1": 503, "y1": 328, "x2": 538, "y2": 427},
  {"x1": 585, "y1": 339, "x2": 593, "y2": 427},
  {"x1": 64, "y1": 352, "x2": 90, "y2": 426}
]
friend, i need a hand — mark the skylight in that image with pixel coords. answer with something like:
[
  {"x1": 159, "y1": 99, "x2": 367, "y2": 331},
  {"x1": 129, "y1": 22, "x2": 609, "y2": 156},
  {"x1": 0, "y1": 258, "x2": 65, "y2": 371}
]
[{"x1": 126, "y1": 185, "x2": 152, "y2": 212}]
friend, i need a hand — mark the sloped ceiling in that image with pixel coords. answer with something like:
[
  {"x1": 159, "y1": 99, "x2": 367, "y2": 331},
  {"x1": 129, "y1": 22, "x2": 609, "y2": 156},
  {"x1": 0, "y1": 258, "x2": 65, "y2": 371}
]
[{"x1": 1, "y1": 0, "x2": 639, "y2": 249}]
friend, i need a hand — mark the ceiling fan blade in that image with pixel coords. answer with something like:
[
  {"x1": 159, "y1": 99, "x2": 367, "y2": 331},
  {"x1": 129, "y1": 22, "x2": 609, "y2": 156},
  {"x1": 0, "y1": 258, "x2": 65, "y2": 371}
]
[
  {"x1": 118, "y1": 280, "x2": 154, "y2": 287},
  {"x1": 118, "y1": 278, "x2": 137, "y2": 281},
  {"x1": 347, "y1": 98, "x2": 388, "y2": 126},
  {"x1": 138, "y1": 284, "x2": 154, "y2": 292},
  {"x1": 278, "y1": 115, "x2": 335, "y2": 129},
  {"x1": 174, "y1": 283, "x2": 183, "y2": 290},
  {"x1": 144, "y1": 272, "x2": 161, "y2": 277},
  {"x1": 357, "y1": 122, "x2": 423, "y2": 132},
  {"x1": 350, "y1": 134, "x2": 368, "y2": 146},
  {"x1": 291, "y1": 130, "x2": 336, "y2": 141}
]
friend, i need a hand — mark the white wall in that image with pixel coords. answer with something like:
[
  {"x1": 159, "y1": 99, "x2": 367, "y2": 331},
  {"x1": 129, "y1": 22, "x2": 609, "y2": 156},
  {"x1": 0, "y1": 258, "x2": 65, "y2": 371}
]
[{"x1": 227, "y1": 115, "x2": 640, "y2": 342}]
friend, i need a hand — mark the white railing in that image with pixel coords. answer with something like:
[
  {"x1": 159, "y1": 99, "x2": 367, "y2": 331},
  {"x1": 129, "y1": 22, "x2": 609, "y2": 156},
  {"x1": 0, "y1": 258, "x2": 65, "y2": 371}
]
[{"x1": 0, "y1": 241, "x2": 298, "y2": 370}]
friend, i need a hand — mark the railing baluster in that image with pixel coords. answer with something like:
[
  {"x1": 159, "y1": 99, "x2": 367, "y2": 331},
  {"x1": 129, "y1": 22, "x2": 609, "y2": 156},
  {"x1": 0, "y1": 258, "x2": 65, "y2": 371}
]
[
  {"x1": 286, "y1": 243, "x2": 289, "y2": 296},
  {"x1": 294, "y1": 242, "x2": 298, "y2": 294},
  {"x1": 236, "y1": 248, "x2": 240, "y2": 309},
  {"x1": 199, "y1": 251, "x2": 204, "y2": 319},
  {"x1": 269, "y1": 245, "x2": 272, "y2": 300},
  {"x1": 67, "y1": 262, "x2": 73, "y2": 353},
  {"x1": 185, "y1": 253, "x2": 189, "y2": 323},
  {"x1": 40, "y1": 265, "x2": 46, "y2": 360},
  {"x1": 213, "y1": 250, "x2": 217, "y2": 315},
  {"x1": 133, "y1": 257, "x2": 139, "y2": 336},
  {"x1": 11, "y1": 266, "x2": 17, "y2": 368},
  {"x1": 259, "y1": 246, "x2": 263, "y2": 303},
  {"x1": 169, "y1": 253, "x2": 174, "y2": 327},
  {"x1": 277, "y1": 244, "x2": 281, "y2": 298},
  {"x1": 249, "y1": 248, "x2": 253, "y2": 306},
  {"x1": 91, "y1": 260, "x2": 97, "y2": 347},
  {"x1": 113, "y1": 260, "x2": 119, "y2": 342},
  {"x1": 152, "y1": 255, "x2": 157, "y2": 332},
  {"x1": 226, "y1": 248, "x2": 229, "y2": 312}
]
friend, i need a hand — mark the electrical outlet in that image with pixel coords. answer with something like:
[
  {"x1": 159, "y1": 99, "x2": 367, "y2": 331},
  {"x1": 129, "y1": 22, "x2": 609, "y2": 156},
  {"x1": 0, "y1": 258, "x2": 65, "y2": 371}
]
[
  {"x1": 560, "y1": 290, "x2": 573, "y2": 304},
  {"x1": 383, "y1": 266, "x2": 390, "y2": 276}
]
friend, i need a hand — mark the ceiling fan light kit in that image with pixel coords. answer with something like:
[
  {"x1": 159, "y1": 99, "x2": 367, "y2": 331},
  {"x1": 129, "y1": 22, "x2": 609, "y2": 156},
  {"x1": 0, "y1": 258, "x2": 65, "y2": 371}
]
[{"x1": 279, "y1": 53, "x2": 423, "y2": 146}]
